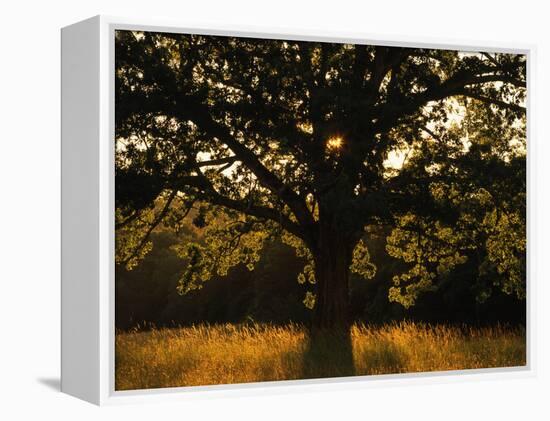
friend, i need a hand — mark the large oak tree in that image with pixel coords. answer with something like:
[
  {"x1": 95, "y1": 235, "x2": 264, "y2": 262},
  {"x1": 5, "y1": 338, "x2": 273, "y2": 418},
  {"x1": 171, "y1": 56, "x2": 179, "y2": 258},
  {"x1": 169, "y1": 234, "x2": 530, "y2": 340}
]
[{"x1": 115, "y1": 31, "x2": 526, "y2": 330}]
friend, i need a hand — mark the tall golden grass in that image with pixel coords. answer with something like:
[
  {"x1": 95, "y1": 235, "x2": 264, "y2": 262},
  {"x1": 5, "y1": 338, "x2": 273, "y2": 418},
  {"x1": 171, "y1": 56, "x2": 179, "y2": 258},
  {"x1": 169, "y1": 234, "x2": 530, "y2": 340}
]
[{"x1": 115, "y1": 322, "x2": 525, "y2": 390}]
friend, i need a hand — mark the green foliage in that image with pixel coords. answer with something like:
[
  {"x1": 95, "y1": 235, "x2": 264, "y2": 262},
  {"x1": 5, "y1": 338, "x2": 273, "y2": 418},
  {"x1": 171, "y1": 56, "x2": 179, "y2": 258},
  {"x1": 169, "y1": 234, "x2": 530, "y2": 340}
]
[
  {"x1": 302, "y1": 291, "x2": 316, "y2": 310},
  {"x1": 386, "y1": 214, "x2": 469, "y2": 308},
  {"x1": 114, "y1": 30, "x2": 526, "y2": 320},
  {"x1": 350, "y1": 239, "x2": 377, "y2": 280},
  {"x1": 172, "y1": 207, "x2": 272, "y2": 294},
  {"x1": 175, "y1": 243, "x2": 210, "y2": 295},
  {"x1": 115, "y1": 207, "x2": 155, "y2": 270},
  {"x1": 482, "y1": 209, "x2": 526, "y2": 299},
  {"x1": 283, "y1": 232, "x2": 377, "y2": 309},
  {"x1": 115, "y1": 228, "x2": 526, "y2": 329},
  {"x1": 387, "y1": 199, "x2": 525, "y2": 308},
  {"x1": 386, "y1": 155, "x2": 525, "y2": 307},
  {"x1": 281, "y1": 230, "x2": 317, "y2": 307}
]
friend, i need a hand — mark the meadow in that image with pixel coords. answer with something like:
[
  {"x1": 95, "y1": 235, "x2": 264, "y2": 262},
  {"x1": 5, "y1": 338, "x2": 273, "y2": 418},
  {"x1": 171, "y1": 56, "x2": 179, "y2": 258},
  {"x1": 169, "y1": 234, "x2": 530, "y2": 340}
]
[{"x1": 115, "y1": 322, "x2": 526, "y2": 390}]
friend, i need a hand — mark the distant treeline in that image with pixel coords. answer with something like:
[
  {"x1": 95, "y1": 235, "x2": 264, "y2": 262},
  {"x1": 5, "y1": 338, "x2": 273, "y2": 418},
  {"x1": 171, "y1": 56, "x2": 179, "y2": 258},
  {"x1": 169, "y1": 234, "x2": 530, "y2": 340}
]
[{"x1": 115, "y1": 228, "x2": 525, "y2": 330}]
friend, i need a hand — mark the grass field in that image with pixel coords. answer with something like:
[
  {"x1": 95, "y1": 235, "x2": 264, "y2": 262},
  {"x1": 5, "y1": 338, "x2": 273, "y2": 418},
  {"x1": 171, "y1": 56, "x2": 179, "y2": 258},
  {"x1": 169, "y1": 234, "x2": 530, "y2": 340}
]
[{"x1": 115, "y1": 322, "x2": 526, "y2": 390}]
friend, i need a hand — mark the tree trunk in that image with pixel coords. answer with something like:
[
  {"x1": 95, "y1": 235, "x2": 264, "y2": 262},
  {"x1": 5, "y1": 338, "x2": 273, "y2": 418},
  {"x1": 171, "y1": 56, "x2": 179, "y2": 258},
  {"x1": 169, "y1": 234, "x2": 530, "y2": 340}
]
[
  {"x1": 312, "y1": 224, "x2": 354, "y2": 330},
  {"x1": 303, "y1": 223, "x2": 356, "y2": 377}
]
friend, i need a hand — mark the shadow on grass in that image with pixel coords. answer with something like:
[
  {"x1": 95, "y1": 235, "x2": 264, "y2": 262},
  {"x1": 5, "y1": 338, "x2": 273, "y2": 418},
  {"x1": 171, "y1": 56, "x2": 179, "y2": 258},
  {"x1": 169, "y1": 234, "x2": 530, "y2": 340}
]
[
  {"x1": 302, "y1": 328, "x2": 355, "y2": 379},
  {"x1": 356, "y1": 338, "x2": 406, "y2": 375}
]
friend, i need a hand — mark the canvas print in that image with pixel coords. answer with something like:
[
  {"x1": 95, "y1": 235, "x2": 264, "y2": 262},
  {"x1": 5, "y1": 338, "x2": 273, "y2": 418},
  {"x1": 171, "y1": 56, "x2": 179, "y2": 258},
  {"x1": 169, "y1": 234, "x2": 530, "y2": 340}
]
[{"x1": 114, "y1": 30, "x2": 527, "y2": 390}]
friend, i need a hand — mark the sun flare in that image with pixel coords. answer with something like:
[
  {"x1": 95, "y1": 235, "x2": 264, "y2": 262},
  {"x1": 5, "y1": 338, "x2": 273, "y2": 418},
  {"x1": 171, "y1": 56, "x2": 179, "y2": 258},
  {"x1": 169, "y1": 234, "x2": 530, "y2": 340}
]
[{"x1": 326, "y1": 135, "x2": 344, "y2": 152}]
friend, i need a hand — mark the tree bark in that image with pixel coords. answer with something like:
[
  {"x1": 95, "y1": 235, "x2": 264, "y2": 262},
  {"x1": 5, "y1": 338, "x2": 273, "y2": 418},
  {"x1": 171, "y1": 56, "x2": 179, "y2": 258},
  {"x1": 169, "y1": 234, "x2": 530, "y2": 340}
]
[
  {"x1": 304, "y1": 223, "x2": 356, "y2": 377},
  {"x1": 312, "y1": 223, "x2": 354, "y2": 330}
]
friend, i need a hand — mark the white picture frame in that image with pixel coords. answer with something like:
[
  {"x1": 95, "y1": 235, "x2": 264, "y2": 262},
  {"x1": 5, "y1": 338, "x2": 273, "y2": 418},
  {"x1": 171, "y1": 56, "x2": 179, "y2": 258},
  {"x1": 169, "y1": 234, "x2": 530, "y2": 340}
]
[{"x1": 61, "y1": 15, "x2": 535, "y2": 405}]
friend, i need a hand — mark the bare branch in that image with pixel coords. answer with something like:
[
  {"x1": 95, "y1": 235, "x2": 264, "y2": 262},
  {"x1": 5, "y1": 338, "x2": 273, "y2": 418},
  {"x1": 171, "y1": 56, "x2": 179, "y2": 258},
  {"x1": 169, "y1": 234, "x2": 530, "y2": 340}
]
[
  {"x1": 461, "y1": 91, "x2": 526, "y2": 113},
  {"x1": 121, "y1": 190, "x2": 178, "y2": 267},
  {"x1": 482, "y1": 52, "x2": 500, "y2": 68},
  {"x1": 116, "y1": 210, "x2": 140, "y2": 230},
  {"x1": 196, "y1": 156, "x2": 239, "y2": 167}
]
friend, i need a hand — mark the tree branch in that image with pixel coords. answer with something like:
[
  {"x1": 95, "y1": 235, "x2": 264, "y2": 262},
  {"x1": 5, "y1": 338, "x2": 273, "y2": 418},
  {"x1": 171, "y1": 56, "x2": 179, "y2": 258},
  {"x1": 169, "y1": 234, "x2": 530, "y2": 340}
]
[
  {"x1": 196, "y1": 155, "x2": 239, "y2": 167},
  {"x1": 460, "y1": 91, "x2": 526, "y2": 113},
  {"x1": 374, "y1": 69, "x2": 526, "y2": 133},
  {"x1": 170, "y1": 173, "x2": 310, "y2": 242},
  {"x1": 120, "y1": 190, "x2": 178, "y2": 266},
  {"x1": 116, "y1": 210, "x2": 140, "y2": 230},
  {"x1": 174, "y1": 94, "x2": 316, "y2": 229}
]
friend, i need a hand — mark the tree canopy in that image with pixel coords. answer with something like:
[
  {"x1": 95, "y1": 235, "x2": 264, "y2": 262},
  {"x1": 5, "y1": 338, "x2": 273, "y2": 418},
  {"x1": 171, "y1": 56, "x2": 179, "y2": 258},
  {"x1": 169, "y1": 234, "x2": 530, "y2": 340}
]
[{"x1": 115, "y1": 30, "x2": 526, "y2": 328}]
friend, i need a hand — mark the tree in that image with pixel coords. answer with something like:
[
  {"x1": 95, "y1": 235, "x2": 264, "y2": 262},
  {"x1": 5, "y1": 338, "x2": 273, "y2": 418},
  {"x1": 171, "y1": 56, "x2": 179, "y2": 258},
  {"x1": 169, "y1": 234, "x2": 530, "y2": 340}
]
[{"x1": 115, "y1": 30, "x2": 526, "y2": 330}]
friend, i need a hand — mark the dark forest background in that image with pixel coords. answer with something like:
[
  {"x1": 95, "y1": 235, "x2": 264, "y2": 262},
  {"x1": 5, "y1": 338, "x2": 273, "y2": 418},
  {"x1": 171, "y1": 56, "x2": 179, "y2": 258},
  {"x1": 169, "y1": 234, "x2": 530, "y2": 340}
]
[{"x1": 116, "y1": 228, "x2": 525, "y2": 330}]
